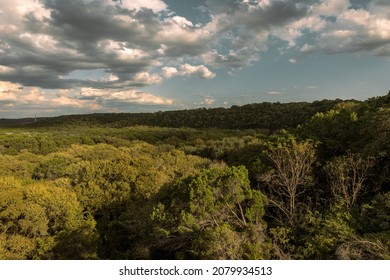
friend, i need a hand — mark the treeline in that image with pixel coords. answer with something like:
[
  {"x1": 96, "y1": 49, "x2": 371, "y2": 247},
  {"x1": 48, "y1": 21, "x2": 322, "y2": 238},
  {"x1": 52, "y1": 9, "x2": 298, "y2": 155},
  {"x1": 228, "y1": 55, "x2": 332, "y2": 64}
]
[
  {"x1": 0, "y1": 92, "x2": 389, "y2": 259},
  {"x1": 27, "y1": 99, "x2": 344, "y2": 130},
  {"x1": 0, "y1": 118, "x2": 36, "y2": 126},
  {"x1": 0, "y1": 126, "x2": 261, "y2": 155}
]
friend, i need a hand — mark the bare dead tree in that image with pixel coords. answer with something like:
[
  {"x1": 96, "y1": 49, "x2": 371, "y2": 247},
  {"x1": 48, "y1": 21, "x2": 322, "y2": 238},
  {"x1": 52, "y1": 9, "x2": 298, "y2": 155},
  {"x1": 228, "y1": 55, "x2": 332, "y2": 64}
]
[
  {"x1": 259, "y1": 137, "x2": 316, "y2": 225},
  {"x1": 325, "y1": 151, "x2": 374, "y2": 208},
  {"x1": 336, "y1": 237, "x2": 389, "y2": 260}
]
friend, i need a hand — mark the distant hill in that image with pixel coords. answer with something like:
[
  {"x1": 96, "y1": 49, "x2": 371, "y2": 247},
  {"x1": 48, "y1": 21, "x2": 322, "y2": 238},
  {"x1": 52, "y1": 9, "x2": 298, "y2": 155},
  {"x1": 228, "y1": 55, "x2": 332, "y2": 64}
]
[
  {"x1": 25, "y1": 99, "x2": 344, "y2": 130},
  {"x1": 0, "y1": 118, "x2": 37, "y2": 126},
  {"x1": 2, "y1": 91, "x2": 389, "y2": 130}
]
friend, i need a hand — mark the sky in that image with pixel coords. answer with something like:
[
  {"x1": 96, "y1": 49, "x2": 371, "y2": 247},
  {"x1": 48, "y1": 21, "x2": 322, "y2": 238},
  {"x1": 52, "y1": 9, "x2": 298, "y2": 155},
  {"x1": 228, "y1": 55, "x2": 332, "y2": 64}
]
[{"x1": 0, "y1": 0, "x2": 389, "y2": 118}]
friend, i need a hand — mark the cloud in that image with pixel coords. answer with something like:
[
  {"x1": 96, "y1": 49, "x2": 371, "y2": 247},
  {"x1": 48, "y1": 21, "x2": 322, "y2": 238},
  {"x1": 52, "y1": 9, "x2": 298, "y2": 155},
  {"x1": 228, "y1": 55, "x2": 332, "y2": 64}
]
[
  {"x1": 315, "y1": 8, "x2": 390, "y2": 56},
  {"x1": 0, "y1": 81, "x2": 100, "y2": 114},
  {"x1": 204, "y1": 97, "x2": 216, "y2": 105},
  {"x1": 289, "y1": 58, "x2": 297, "y2": 64},
  {"x1": 161, "y1": 67, "x2": 179, "y2": 79},
  {"x1": 0, "y1": 81, "x2": 24, "y2": 103},
  {"x1": 312, "y1": 0, "x2": 349, "y2": 16},
  {"x1": 202, "y1": 48, "x2": 261, "y2": 69},
  {"x1": 0, "y1": 82, "x2": 46, "y2": 104},
  {"x1": 199, "y1": 0, "x2": 310, "y2": 68},
  {"x1": 0, "y1": 0, "x2": 213, "y2": 91},
  {"x1": 1, "y1": 0, "x2": 388, "y2": 93},
  {"x1": 272, "y1": 15, "x2": 326, "y2": 47},
  {"x1": 179, "y1": 64, "x2": 216, "y2": 79},
  {"x1": 161, "y1": 64, "x2": 215, "y2": 79},
  {"x1": 114, "y1": 0, "x2": 168, "y2": 13},
  {"x1": 0, "y1": 65, "x2": 14, "y2": 74},
  {"x1": 243, "y1": 0, "x2": 390, "y2": 56},
  {"x1": 79, "y1": 87, "x2": 174, "y2": 105},
  {"x1": 133, "y1": 72, "x2": 163, "y2": 85},
  {"x1": 157, "y1": 16, "x2": 211, "y2": 57},
  {"x1": 276, "y1": 0, "x2": 390, "y2": 56},
  {"x1": 301, "y1": 43, "x2": 315, "y2": 53},
  {"x1": 0, "y1": 0, "x2": 389, "y2": 116},
  {"x1": 0, "y1": 81, "x2": 174, "y2": 117},
  {"x1": 195, "y1": 96, "x2": 216, "y2": 106},
  {"x1": 52, "y1": 95, "x2": 101, "y2": 109}
]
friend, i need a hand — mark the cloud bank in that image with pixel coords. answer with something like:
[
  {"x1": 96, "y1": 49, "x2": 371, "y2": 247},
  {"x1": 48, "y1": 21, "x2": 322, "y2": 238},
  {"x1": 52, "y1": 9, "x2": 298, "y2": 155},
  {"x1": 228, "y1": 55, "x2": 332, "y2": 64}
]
[{"x1": 0, "y1": 0, "x2": 389, "y2": 115}]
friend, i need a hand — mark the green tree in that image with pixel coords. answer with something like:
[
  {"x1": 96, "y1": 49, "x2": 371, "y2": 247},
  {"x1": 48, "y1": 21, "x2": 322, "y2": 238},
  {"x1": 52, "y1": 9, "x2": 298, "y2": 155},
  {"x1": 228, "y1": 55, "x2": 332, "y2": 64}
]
[
  {"x1": 151, "y1": 165, "x2": 269, "y2": 259},
  {"x1": 32, "y1": 155, "x2": 70, "y2": 180},
  {"x1": 298, "y1": 104, "x2": 361, "y2": 158},
  {"x1": 0, "y1": 177, "x2": 98, "y2": 259},
  {"x1": 295, "y1": 204, "x2": 355, "y2": 259}
]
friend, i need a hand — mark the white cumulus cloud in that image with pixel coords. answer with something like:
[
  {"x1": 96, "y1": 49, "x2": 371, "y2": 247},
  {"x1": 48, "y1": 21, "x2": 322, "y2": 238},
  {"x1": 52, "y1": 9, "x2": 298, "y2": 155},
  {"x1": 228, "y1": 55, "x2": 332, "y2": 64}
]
[
  {"x1": 179, "y1": 64, "x2": 216, "y2": 79},
  {"x1": 161, "y1": 64, "x2": 216, "y2": 79},
  {"x1": 79, "y1": 87, "x2": 174, "y2": 105}
]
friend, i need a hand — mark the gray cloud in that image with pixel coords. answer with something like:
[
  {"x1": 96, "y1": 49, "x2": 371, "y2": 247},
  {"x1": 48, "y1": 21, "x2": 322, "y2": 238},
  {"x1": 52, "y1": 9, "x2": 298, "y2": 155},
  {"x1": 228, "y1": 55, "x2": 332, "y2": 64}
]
[
  {"x1": 313, "y1": 3, "x2": 390, "y2": 56},
  {"x1": 238, "y1": 1, "x2": 310, "y2": 30},
  {"x1": 202, "y1": 48, "x2": 261, "y2": 69},
  {"x1": 199, "y1": 0, "x2": 318, "y2": 68},
  {"x1": 1, "y1": 0, "x2": 388, "y2": 90},
  {"x1": 0, "y1": 80, "x2": 174, "y2": 118},
  {"x1": 0, "y1": 0, "x2": 389, "y2": 116},
  {"x1": 0, "y1": 0, "x2": 213, "y2": 90}
]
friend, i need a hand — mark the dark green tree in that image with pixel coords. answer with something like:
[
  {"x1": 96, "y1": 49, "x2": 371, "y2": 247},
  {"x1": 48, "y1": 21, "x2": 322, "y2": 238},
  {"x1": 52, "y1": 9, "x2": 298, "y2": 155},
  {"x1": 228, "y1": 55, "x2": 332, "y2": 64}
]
[{"x1": 151, "y1": 165, "x2": 269, "y2": 259}]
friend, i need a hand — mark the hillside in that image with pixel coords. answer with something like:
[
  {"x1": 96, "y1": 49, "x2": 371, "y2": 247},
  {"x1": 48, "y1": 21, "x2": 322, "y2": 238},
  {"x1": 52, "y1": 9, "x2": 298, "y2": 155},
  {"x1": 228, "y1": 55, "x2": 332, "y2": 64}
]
[{"x1": 18, "y1": 99, "x2": 344, "y2": 130}]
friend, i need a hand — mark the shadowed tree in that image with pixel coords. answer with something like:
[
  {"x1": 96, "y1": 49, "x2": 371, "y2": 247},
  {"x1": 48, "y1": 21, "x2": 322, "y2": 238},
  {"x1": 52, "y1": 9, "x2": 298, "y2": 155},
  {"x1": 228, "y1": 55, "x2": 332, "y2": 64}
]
[
  {"x1": 258, "y1": 135, "x2": 316, "y2": 225},
  {"x1": 151, "y1": 164, "x2": 269, "y2": 259},
  {"x1": 325, "y1": 151, "x2": 374, "y2": 208}
]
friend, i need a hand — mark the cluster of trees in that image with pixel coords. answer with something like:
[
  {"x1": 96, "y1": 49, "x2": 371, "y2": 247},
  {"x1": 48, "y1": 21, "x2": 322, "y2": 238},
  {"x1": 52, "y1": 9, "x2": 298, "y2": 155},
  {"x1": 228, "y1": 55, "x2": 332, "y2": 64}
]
[
  {"x1": 18, "y1": 99, "x2": 343, "y2": 130},
  {"x1": 0, "y1": 92, "x2": 389, "y2": 259},
  {"x1": 0, "y1": 126, "x2": 258, "y2": 155}
]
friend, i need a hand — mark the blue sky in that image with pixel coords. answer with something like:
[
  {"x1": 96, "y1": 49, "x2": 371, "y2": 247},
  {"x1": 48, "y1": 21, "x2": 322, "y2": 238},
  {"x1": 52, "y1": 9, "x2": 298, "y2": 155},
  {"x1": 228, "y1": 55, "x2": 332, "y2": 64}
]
[{"x1": 0, "y1": 0, "x2": 389, "y2": 118}]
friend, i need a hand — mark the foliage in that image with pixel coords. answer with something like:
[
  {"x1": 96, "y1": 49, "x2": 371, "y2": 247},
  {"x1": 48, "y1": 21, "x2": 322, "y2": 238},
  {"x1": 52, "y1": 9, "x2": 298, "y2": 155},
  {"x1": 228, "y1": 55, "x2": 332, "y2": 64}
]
[
  {"x1": 359, "y1": 192, "x2": 390, "y2": 233},
  {"x1": 18, "y1": 99, "x2": 341, "y2": 130},
  {"x1": 151, "y1": 165, "x2": 269, "y2": 259},
  {"x1": 294, "y1": 204, "x2": 355, "y2": 259},
  {"x1": 0, "y1": 92, "x2": 388, "y2": 259},
  {"x1": 297, "y1": 104, "x2": 361, "y2": 158},
  {"x1": 0, "y1": 177, "x2": 97, "y2": 259}
]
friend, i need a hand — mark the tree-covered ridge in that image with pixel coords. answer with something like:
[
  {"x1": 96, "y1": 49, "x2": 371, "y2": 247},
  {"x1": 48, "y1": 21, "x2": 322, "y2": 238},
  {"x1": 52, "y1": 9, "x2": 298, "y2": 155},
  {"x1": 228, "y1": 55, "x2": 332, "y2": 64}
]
[
  {"x1": 0, "y1": 92, "x2": 389, "y2": 259},
  {"x1": 4, "y1": 99, "x2": 343, "y2": 130}
]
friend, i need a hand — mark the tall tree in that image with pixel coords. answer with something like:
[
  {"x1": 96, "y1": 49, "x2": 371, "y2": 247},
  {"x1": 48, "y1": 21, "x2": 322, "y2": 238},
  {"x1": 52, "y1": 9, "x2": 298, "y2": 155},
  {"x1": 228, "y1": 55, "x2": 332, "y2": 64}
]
[
  {"x1": 259, "y1": 135, "x2": 316, "y2": 225},
  {"x1": 325, "y1": 151, "x2": 374, "y2": 208}
]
